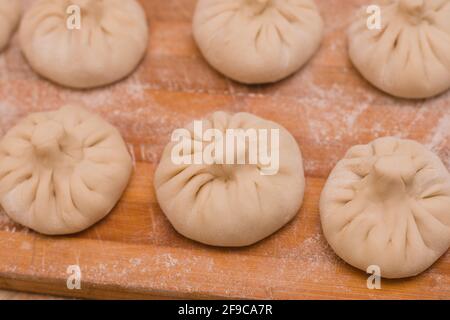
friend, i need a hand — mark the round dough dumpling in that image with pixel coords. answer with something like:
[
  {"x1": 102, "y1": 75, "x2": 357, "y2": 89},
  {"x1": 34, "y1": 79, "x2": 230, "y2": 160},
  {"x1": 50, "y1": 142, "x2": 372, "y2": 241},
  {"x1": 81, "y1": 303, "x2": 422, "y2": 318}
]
[
  {"x1": 154, "y1": 112, "x2": 305, "y2": 247},
  {"x1": 19, "y1": 0, "x2": 148, "y2": 89},
  {"x1": 0, "y1": 104, "x2": 133, "y2": 235},
  {"x1": 348, "y1": 0, "x2": 450, "y2": 99},
  {"x1": 320, "y1": 137, "x2": 450, "y2": 278},
  {"x1": 193, "y1": 0, "x2": 324, "y2": 84},
  {"x1": 0, "y1": 0, "x2": 21, "y2": 52}
]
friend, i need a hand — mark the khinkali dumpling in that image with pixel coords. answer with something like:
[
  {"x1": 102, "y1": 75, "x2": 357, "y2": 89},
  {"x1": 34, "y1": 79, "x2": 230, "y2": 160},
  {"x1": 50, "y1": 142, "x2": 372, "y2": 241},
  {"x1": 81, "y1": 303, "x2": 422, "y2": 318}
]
[
  {"x1": 154, "y1": 112, "x2": 305, "y2": 247},
  {"x1": 0, "y1": 0, "x2": 21, "y2": 51},
  {"x1": 193, "y1": 0, "x2": 324, "y2": 84},
  {"x1": 0, "y1": 104, "x2": 133, "y2": 235},
  {"x1": 19, "y1": 0, "x2": 148, "y2": 89},
  {"x1": 348, "y1": 0, "x2": 450, "y2": 99},
  {"x1": 320, "y1": 137, "x2": 450, "y2": 278}
]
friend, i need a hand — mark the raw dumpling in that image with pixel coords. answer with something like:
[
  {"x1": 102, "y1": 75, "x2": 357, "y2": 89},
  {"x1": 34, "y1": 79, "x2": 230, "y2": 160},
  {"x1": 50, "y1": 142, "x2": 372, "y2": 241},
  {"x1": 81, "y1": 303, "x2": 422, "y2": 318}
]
[
  {"x1": 348, "y1": 0, "x2": 450, "y2": 99},
  {"x1": 19, "y1": 0, "x2": 148, "y2": 89},
  {"x1": 0, "y1": 104, "x2": 133, "y2": 235},
  {"x1": 154, "y1": 112, "x2": 305, "y2": 247},
  {"x1": 193, "y1": 0, "x2": 324, "y2": 84},
  {"x1": 320, "y1": 137, "x2": 450, "y2": 278},
  {"x1": 0, "y1": 0, "x2": 21, "y2": 52}
]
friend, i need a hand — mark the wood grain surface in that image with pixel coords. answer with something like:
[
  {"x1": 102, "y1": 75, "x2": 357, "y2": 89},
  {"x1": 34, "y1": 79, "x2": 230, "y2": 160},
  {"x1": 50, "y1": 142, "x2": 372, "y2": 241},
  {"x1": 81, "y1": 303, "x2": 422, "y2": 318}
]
[
  {"x1": 0, "y1": 0, "x2": 448, "y2": 300},
  {"x1": 0, "y1": 289, "x2": 62, "y2": 300}
]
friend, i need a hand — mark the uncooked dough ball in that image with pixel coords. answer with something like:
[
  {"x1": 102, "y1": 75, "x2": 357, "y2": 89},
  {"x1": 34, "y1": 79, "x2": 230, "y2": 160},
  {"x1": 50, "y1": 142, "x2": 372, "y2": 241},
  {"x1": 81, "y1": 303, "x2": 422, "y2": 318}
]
[
  {"x1": 0, "y1": 104, "x2": 133, "y2": 235},
  {"x1": 320, "y1": 137, "x2": 450, "y2": 278},
  {"x1": 0, "y1": 0, "x2": 21, "y2": 51},
  {"x1": 193, "y1": 0, "x2": 324, "y2": 84},
  {"x1": 19, "y1": 0, "x2": 148, "y2": 89},
  {"x1": 348, "y1": 0, "x2": 450, "y2": 99},
  {"x1": 154, "y1": 112, "x2": 305, "y2": 247}
]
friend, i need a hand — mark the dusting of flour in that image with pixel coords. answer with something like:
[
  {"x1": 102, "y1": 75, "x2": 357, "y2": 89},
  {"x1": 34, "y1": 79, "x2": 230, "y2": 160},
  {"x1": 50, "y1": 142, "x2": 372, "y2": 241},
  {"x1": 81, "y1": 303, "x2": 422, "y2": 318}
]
[{"x1": 0, "y1": 0, "x2": 447, "y2": 299}]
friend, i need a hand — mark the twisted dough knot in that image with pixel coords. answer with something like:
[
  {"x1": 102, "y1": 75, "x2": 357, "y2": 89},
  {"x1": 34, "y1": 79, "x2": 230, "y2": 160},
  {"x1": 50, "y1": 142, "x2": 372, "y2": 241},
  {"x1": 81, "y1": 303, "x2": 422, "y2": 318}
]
[
  {"x1": 368, "y1": 154, "x2": 417, "y2": 202},
  {"x1": 32, "y1": 120, "x2": 65, "y2": 156},
  {"x1": 71, "y1": 0, "x2": 104, "y2": 20},
  {"x1": 400, "y1": 0, "x2": 425, "y2": 12},
  {"x1": 399, "y1": 0, "x2": 429, "y2": 24},
  {"x1": 31, "y1": 120, "x2": 83, "y2": 166},
  {"x1": 246, "y1": 0, "x2": 272, "y2": 15},
  {"x1": 250, "y1": 0, "x2": 271, "y2": 4}
]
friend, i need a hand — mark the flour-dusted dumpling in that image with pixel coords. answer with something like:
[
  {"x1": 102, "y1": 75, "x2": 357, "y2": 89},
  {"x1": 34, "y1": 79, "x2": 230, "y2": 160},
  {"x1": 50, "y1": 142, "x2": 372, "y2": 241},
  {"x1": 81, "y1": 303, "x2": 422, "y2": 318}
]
[
  {"x1": 0, "y1": 104, "x2": 133, "y2": 235},
  {"x1": 19, "y1": 0, "x2": 148, "y2": 89},
  {"x1": 320, "y1": 137, "x2": 450, "y2": 278},
  {"x1": 154, "y1": 112, "x2": 305, "y2": 247},
  {"x1": 193, "y1": 0, "x2": 324, "y2": 84},
  {"x1": 348, "y1": 0, "x2": 450, "y2": 99},
  {"x1": 0, "y1": 0, "x2": 21, "y2": 51}
]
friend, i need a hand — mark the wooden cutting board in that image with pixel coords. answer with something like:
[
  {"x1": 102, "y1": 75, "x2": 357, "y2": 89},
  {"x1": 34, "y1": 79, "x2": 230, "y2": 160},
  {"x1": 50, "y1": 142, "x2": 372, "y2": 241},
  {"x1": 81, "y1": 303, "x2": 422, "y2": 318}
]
[{"x1": 0, "y1": 0, "x2": 448, "y2": 300}]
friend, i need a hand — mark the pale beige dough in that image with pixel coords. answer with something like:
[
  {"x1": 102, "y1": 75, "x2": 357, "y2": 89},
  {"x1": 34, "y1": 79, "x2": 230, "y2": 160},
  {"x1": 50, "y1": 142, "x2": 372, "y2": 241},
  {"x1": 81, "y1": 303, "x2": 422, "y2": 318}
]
[
  {"x1": 320, "y1": 137, "x2": 450, "y2": 278},
  {"x1": 154, "y1": 112, "x2": 305, "y2": 247},
  {"x1": 193, "y1": 0, "x2": 324, "y2": 84},
  {"x1": 0, "y1": 104, "x2": 133, "y2": 235},
  {"x1": 0, "y1": 0, "x2": 21, "y2": 52},
  {"x1": 348, "y1": 0, "x2": 450, "y2": 99},
  {"x1": 19, "y1": 0, "x2": 148, "y2": 89}
]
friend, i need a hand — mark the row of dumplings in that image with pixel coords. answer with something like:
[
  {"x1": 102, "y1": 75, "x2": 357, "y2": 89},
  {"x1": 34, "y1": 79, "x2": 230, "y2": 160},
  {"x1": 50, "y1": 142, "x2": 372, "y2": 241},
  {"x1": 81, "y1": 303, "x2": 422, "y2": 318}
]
[
  {"x1": 0, "y1": 0, "x2": 449, "y2": 281},
  {"x1": 1, "y1": 0, "x2": 450, "y2": 98},
  {"x1": 0, "y1": 104, "x2": 449, "y2": 280}
]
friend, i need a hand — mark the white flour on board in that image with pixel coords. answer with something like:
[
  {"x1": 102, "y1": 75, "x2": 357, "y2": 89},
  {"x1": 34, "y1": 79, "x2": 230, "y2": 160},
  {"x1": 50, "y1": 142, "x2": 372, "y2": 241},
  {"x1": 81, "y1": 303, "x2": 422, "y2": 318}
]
[{"x1": 0, "y1": 0, "x2": 448, "y2": 298}]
